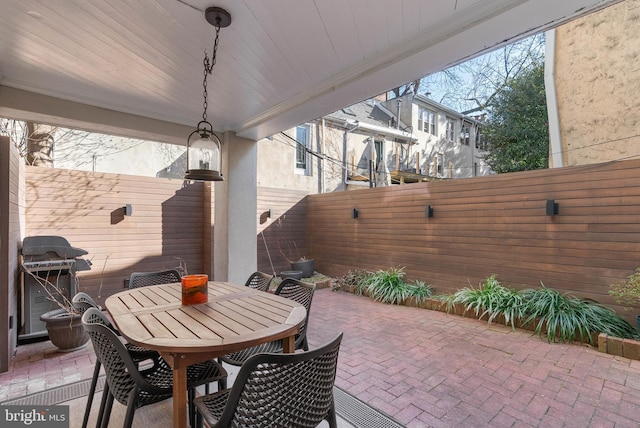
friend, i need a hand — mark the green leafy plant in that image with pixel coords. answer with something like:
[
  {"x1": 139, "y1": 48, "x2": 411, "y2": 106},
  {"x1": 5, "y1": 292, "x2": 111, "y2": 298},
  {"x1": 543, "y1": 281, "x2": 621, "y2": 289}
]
[
  {"x1": 522, "y1": 286, "x2": 638, "y2": 344},
  {"x1": 609, "y1": 268, "x2": 640, "y2": 307},
  {"x1": 409, "y1": 280, "x2": 433, "y2": 305},
  {"x1": 365, "y1": 266, "x2": 411, "y2": 304},
  {"x1": 442, "y1": 275, "x2": 526, "y2": 328}
]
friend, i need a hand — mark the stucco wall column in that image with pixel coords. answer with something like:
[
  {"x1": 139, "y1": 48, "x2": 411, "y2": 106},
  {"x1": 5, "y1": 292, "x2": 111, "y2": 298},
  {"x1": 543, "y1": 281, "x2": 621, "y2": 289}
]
[{"x1": 213, "y1": 132, "x2": 257, "y2": 284}]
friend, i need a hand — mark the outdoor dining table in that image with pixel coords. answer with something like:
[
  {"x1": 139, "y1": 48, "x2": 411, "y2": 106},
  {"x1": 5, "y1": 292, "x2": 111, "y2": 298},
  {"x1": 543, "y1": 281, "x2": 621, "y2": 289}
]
[{"x1": 104, "y1": 280, "x2": 307, "y2": 428}]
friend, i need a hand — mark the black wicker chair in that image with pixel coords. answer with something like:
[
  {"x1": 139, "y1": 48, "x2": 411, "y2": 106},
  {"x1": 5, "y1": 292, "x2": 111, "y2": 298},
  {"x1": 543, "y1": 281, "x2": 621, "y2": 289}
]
[
  {"x1": 195, "y1": 333, "x2": 343, "y2": 428},
  {"x1": 244, "y1": 271, "x2": 274, "y2": 292},
  {"x1": 81, "y1": 308, "x2": 227, "y2": 428},
  {"x1": 219, "y1": 278, "x2": 316, "y2": 368},
  {"x1": 71, "y1": 291, "x2": 102, "y2": 312},
  {"x1": 72, "y1": 293, "x2": 160, "y2": 428},
  {"x1": 128, "y1": 269, "x2": 182, "y2": 289}
]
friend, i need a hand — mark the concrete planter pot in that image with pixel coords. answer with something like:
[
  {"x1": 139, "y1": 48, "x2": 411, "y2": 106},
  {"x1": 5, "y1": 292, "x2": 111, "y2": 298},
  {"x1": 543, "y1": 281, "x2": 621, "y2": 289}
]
[{"x1": 40, "y1": 308, "x2": 90, "y2": 352}]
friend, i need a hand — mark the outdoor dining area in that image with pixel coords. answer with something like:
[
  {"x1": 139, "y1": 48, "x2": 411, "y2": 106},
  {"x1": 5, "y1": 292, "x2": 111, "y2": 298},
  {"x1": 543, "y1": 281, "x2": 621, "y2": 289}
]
[
  {"x1": 76, "y1": 269, "x2": 337, "y2": 428},
  {"x1": 3, "y1": 268, "x2": 640, "y2": 427},
  {"x1": 2, "y1": 3, "x2": 640, "y2": 427}
]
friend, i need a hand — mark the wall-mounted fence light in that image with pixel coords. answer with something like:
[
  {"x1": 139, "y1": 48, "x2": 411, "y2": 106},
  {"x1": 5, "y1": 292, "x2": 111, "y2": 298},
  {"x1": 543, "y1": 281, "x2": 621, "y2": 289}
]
[
  {"x1": 259, "y1": 209, "x2": 271, "y2": 224},
  {"x1": 546, "y1": 199, "x2": 559, "y2": 216},
  {"x1": 352, "y1": 208, "x2": 359, "y2": 219},
  {"x1": 425, "y1": 205, "x2": 434, "y2": 218},
  {"x1": 124, "y1": 204, "x2": 133, "y2": 216}
]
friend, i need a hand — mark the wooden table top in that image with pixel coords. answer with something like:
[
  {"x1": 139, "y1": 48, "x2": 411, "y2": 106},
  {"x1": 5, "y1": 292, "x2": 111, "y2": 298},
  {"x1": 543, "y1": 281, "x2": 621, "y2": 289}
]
[{"x1": 105, "y1": 281, "x2": 307, "y2": 355}]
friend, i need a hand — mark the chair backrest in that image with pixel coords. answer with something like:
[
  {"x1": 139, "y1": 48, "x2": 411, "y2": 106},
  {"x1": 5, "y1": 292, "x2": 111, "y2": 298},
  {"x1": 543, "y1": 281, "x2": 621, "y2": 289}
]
[
  {"x1": 128, "y1": 269, "x2": 182, "y2": 289},
  {"x1": 71, "y1": 292, "x2": 101, "y2": 313},
  {"x1": 274, "y1": 278, "x2": 316, "y2": 349},
  {"x1": 215, "y1": 333, "x2": 343, "y2": 428},
  {"x1": 244, "y1": 271, "x2": 274, "y2": 292},
  {"x1": 81, "y1": 308, "x2": 171, "y2": 405}
]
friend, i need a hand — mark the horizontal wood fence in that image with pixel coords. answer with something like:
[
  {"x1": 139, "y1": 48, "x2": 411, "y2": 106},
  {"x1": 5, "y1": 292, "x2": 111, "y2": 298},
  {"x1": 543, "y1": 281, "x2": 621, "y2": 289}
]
[
  {"x1": 257, "y1": 187, "x2": 308, "y2": 277},
  {"x1": 307, "y1": 159, "x2": 640, "y2": 321},
  {"x1": 23, "y1": 167, "x2": 308, "y2": 304},
  {"x1": 24, "y1": 167, "x2": 208, "y2": 300},
  {"x1": 22, "y1": 160, "x2": 640, "y2": 324}
]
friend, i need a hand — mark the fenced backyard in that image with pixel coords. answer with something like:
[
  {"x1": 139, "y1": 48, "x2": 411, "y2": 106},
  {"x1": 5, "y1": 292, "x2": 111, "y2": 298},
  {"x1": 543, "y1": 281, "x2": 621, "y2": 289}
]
[{"x1": 19, "y1": 158, "x2": 640, "y2": 327}]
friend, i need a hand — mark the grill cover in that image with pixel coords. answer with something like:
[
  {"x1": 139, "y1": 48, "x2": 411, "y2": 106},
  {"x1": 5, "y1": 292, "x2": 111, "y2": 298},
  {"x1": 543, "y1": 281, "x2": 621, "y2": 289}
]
[{"x1": 22, "y1": 235, "x2": 92, "y2": 271}]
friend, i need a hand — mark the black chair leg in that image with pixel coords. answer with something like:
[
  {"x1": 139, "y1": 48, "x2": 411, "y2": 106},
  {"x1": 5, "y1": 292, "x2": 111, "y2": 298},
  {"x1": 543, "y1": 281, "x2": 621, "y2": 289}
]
[
  {"x1": 95, "y1": 382, "x2": 109, "y2": 428},
  {"x1": 123, "y1": 391, "x2": 139, "y2": 428},
  {"x1": 218, "y1": 377, "x2": 227, "y2": 391},
  {"x1": 327, "y1": 400, "x2": 338, "y2": 428},
  {"x1": 99, "y1": 390, "x2": 115, "y2": 428},
  {"x1": 188, "y1": 387, "x2": 198, "y2": 428},
  {"x1": 195, "y1": 408, "x2": 203, "y2": 428},
  {"x1": 81, "y1": 360, "x2": 101, "y2": 428}
]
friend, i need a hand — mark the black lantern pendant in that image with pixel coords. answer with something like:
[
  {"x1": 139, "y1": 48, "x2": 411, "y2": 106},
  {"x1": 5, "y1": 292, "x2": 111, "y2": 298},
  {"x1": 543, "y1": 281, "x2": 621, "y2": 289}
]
[
  {"x1": 185, "y1": 7, "x2": 231, "y2": 182},
  {"x1": 186, "y1": 121, "x2": 223, "y2": 181}
]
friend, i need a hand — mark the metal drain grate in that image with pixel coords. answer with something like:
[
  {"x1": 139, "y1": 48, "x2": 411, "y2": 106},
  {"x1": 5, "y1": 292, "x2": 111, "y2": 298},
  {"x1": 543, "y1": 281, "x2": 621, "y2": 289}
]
[
  {"x1": 2, "y1": 380, "x2": 404, "y2": 428},
  {"x1": 333, "y1": 386, "x2": 404, "y2": 428},
  {"x1": 1, "y1": 377, "x2": 105, "y2": 406}
]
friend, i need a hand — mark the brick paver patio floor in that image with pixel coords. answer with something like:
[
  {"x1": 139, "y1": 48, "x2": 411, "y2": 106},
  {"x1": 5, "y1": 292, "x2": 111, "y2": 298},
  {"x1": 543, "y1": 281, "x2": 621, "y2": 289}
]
[{"x1": 2, "y1": 288, "x2": 640, "y2": 427}]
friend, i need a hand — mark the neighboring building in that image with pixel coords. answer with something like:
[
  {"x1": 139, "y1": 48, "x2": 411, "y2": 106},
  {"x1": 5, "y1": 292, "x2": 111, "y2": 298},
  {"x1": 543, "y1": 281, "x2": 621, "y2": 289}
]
[
  {"x1": 257, "y1": 95, "x2": 492, "y2": 193},
  {"x1": 547, "y1": 0, "x2": 640, "y2": 167},
  {"x1": 381, "y1": 93, "x2": 491, "y2": 180},
  {"x1": 5, "y1": 95, "x2": 491, "y2": 192}
]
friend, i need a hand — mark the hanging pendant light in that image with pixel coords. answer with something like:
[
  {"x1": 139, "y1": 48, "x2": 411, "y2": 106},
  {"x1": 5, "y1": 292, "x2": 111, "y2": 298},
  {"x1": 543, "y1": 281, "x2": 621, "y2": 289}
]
[{"x1": 185, "y1": 7, "x2": 231, "y2": 182}]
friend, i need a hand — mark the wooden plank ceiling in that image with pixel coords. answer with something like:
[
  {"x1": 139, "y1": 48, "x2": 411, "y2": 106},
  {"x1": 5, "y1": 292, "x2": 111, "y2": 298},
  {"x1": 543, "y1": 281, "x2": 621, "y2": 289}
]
[{"x1": 0, "y1": 0, "x2": 620, "y2": 141}]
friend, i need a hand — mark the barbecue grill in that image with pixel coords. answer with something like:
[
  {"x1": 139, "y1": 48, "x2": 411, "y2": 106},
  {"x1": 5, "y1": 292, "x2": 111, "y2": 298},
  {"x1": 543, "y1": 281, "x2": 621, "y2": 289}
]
[{"x1": 20, "y1": 235, "x2": 92, "y2": 340}]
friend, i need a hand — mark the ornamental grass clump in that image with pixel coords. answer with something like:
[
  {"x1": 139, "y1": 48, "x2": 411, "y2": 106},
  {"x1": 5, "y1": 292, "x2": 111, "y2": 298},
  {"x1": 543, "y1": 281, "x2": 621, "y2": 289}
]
[
  {"x1": 522, "y1": 286, "x2": 638, "y2": 344},
  {"x1": 410, "y1": 280, "x2": 433, "y2": 305},
  {"x1": 442, "y1": 274, "x2": 526, "y2": 328},
  {"x1": 366, "y1": 266, "x2": 411, "y2": 304}
]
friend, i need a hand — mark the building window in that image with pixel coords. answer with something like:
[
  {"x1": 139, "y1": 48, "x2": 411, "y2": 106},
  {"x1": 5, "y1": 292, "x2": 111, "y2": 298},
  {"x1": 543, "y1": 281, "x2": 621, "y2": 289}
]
[
  {"x1": 475, "y1": 129, "x2": 486, "y2": 150},
  {"x1": 461, "y1": 121, "x2": 471, "y2": 145},
  {"x1": 418, "y1": 107, "x2": 437, "y2": 136},
  {"x1": 374, "y1": 140, "x2": 384, "y2": 170},
  {"x1": 436, "y1": 153, "x2": 444, "y2": 176},
  {"x1": 295, "y1": 125, "x2": 310, "y2": 172},
  {"x1": 446, "y1": 118, "x2": 455, "y2": 142}
]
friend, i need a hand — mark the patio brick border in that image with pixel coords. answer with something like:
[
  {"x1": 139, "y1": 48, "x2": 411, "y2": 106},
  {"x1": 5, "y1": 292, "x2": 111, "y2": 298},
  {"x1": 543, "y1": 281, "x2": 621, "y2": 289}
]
[{"x1": 598, "y1": 333, "x2": 640, "y2": 360}]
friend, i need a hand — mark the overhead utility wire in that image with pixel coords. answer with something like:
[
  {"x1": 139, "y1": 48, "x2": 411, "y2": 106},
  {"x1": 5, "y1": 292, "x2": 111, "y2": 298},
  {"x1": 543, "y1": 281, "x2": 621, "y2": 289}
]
[{"x1": 275, "y1": 132, "x2": 374, "y2": 182}]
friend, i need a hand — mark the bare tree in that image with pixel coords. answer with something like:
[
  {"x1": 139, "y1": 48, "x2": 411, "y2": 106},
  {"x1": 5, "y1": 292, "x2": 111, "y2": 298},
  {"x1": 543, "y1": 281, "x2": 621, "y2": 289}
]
[
  {"x1": 0, "y1": 118, "x2": 29, "y2": 159},
  {"x1": 419, "y1": 33, "x2": 546, "y2": 114},
  {"x1": 1, "y1": 118, "x2": 176, "y2": 170},
  {"x1": 389, "y1": 79, "x2": 422, "y2": 98}
]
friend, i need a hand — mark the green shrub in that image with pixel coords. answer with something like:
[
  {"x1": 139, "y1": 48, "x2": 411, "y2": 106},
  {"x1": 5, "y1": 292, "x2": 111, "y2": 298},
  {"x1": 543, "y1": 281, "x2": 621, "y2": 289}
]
[
  {"x1": 410, "y1": 280, "x2": 433, "y2": 304},
  {"x1": 609, "y1": 268, "x2": 640, "y2": 306},
  {"x1": 365, "y1": 266, "x2": 411, "y2": 304},
  {"x1": 442, "y1": 275, "x2": 526, "y2": 328},
  {"x1": 581, "y1": 301, "x2": 639, "y2": 339},
  {"x1": 522, "y1": 286, "x2": 638, "y2": 344}
]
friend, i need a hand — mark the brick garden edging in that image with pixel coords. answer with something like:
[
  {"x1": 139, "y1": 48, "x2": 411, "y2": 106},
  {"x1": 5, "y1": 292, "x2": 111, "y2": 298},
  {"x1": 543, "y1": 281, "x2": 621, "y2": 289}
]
[{"x1": 598, "y1": 333, "x2": 640, "y2": 360}]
